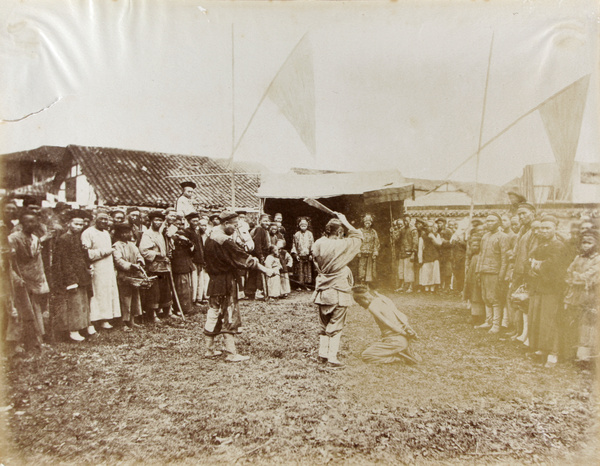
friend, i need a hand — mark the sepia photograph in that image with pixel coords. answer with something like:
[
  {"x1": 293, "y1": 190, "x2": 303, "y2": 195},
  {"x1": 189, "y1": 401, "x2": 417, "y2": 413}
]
[{"x1": 0, "y1": 0, "x2": 599, "y2": 463}]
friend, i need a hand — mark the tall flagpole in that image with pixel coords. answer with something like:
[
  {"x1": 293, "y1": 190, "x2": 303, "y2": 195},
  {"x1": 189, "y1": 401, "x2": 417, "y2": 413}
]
[
  {"x1": 230, "y1": 23, "x2": 236, "y2": 209},
  {"x1": 470, "y1": 33, "x2": 494, "y2": 221}
]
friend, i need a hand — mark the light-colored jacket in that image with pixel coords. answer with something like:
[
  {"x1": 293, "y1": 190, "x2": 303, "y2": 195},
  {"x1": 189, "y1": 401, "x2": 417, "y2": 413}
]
[{"x1": 311, "y1": 229, "x2": 363, "y2": 306}]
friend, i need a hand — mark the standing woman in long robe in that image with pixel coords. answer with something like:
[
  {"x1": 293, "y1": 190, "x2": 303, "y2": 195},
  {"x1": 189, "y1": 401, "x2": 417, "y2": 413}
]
[
  {"x1": 51, "y1": 210, "x2": 93, "y2": 341},
  {"x1": 357, "y1": 214, "x2": 380, "y2": 286},
  {"x1": 81, "y1": 210, "x2": 121, "y2": 329}
]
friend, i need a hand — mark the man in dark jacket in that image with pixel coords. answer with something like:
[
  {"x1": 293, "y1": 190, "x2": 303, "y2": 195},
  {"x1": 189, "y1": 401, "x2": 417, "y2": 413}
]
[
  {"x1": 170, "y1": 213, "x2": 194, "y2": 315},
  {"x1": 435, "y1": 217, "x2": 453, "y2": 291},
  {"x1": 245, "y1": 214, "x2": 271, "y2": 300},
  {"x1": 527, "y1": 215, "x2": 570, "y2": 367},
  {"x1": 508, "y1": 202, "x2": 538, "y2": 343},
  {"x1": 185, "y1": 212, "x2": 206, "y2": 304},
  {"x1": 51, "y1": 210, "x2": 94, "y2": 341},
  {"x1": 204, "y1": 211, "x2": 274, "y2": 361},
  {"x1": 396, "y1": 217, "x2": 418, "y2": 293}
]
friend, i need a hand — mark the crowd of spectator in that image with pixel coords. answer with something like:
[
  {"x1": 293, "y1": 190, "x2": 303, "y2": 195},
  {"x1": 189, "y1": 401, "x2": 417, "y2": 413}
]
[
  {"x1": 0, "y1": 194, "x2": 320, "y2": 356},
  {"x1": 2, "y1": 191, "x2": 598, "y2": 370},
  {"x1": 392, "y1": 204, "x2": 599, "y2": 368}
]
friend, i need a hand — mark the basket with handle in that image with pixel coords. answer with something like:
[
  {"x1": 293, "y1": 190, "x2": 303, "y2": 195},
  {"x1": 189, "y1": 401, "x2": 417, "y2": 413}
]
[{"x1": 121, "y1": 266, "x2": 156, "y2": 290}]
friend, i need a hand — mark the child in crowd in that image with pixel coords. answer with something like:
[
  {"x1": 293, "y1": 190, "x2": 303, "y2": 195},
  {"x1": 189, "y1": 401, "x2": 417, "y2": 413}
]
[
  {"x1": 278, "y1": 240, "x2": 293, "y2": 298},
  {"x1": 563, "y1": 229, "x2": 599, "y2": 365},
  {"x1": 264, "y1": 245, "x2": 283, "y2": 299}
]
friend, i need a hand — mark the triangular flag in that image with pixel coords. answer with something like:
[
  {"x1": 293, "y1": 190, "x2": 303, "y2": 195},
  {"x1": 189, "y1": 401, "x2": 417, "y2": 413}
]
[
  {"x1": 267, "y1": 35, "x2": 316, "y2": 156},
  {"x1": 538, "y1": 75, "x2": 590, "y2": 201}
]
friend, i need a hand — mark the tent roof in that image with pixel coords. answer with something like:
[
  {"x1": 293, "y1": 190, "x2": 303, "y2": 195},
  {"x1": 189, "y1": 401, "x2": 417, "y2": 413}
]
[
  {"x1": 257, "y1": 170, "x2": 413, "y2": 202},
  {"x1": 406, "y1": 178, "x2": 508, "y2": 204},
  {"x1": 406, "y1": 190, "x2": 473, "y2": 207}
]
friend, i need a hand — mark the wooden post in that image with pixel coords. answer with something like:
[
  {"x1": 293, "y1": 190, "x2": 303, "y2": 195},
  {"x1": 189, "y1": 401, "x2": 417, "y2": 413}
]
[{"x1": 389, "y1": 201, "x2": 399, "y2": 290}]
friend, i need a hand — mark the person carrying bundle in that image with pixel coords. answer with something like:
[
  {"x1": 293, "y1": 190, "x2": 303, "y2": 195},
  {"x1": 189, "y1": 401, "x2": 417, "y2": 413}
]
[{"x1": 113, "y1": 222, "x2": 145, "y2": 330}]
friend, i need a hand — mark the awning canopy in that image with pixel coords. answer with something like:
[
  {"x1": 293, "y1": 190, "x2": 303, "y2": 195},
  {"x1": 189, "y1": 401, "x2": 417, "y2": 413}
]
[
  {"x1": 257, "y1": 170, "x2": 414, "y2": 204},
  {"x1": 405, "y1": 190, "x2": 473, "y2": 207}
]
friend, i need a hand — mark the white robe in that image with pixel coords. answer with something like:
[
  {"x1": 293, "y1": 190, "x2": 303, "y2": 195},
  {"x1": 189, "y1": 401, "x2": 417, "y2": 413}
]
[
  {"x1": 176, "y1": 195, "x2": 195, "y2": 217},
  {"x1": 81, "y1": 227, "x2": 121, "y2": 321}
]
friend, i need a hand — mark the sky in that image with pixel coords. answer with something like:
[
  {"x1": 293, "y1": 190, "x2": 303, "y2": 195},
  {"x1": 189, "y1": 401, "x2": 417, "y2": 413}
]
[{"x1": 0, "y1": 0, "x2": 598, "y2": 186}]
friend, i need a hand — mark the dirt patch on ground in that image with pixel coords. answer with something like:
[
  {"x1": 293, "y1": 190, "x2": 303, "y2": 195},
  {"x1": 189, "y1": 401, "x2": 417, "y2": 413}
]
[{"x1": 1, "y1": 291, "x2": 598, "y2": 464}]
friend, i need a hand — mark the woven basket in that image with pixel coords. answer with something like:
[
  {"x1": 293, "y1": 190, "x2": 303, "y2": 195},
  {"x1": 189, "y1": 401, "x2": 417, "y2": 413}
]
[
  {"x1": 126, "y1": 276, "x2": 156, "y2": 289},
  {"x1": 120, "y1": 268, "x2": 156, "y2": 290}
]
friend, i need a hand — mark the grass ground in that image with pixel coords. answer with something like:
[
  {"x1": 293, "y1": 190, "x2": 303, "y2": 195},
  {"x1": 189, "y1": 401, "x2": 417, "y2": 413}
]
[{"x1": 1, "y1": 290, "x2": 598, "y2": 464}]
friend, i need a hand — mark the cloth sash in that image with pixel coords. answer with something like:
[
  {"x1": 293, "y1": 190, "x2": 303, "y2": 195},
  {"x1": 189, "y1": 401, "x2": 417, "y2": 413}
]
[{"x1": 311, "y1": 265, "x2": 353, "y2": 301}]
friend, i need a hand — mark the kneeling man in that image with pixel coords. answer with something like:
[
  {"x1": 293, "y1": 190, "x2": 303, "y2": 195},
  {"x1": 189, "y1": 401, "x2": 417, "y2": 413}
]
[{"x1": 352, "y1": 285, "x2": 420, "y2": 364}]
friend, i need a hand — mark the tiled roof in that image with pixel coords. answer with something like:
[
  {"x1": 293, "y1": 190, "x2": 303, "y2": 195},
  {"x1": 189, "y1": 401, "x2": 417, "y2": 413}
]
[
  {"x1": 66, "y1": 145, "x2": 260, "y2": 209},
  {"x1": 0, "y1": 145, "x2": 66, "y2": 164},
  {"x1": 9, "y1": 178, "x2": 56, "y2": 197},
  {"x1": 213, "y1": 158, "x2": 268, "y2": 175}
]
